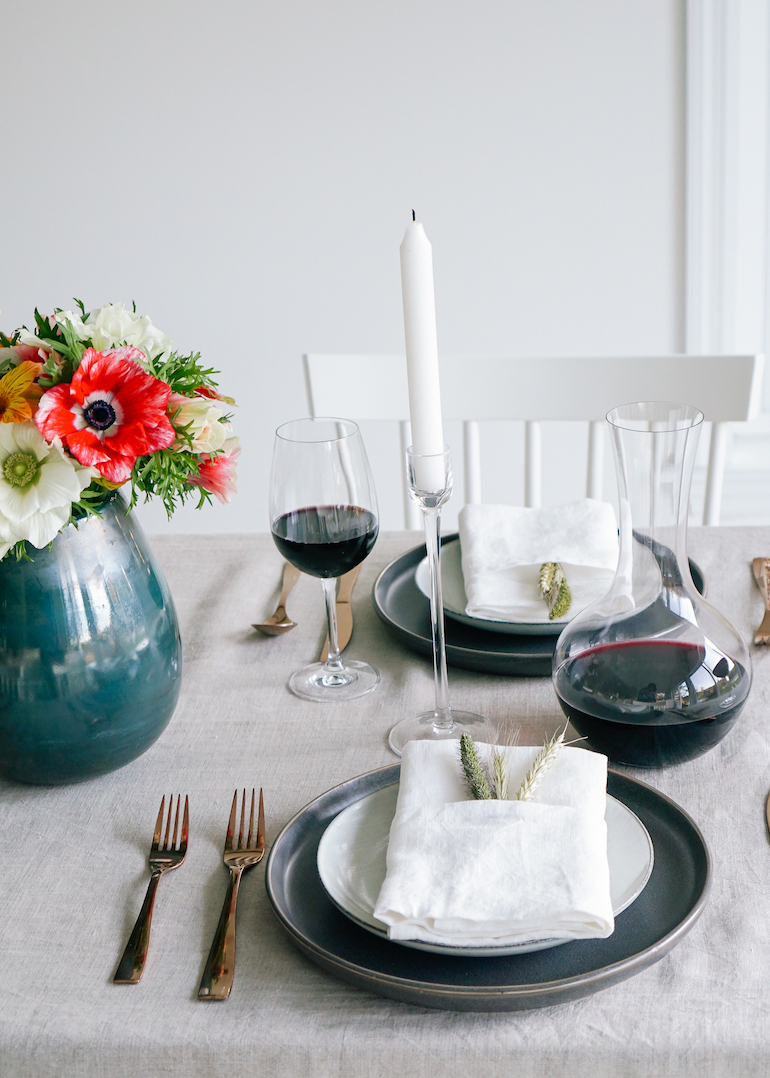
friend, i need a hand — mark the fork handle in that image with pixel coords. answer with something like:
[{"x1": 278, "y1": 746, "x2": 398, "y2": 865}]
[
  {"x1": 198, "y1": 866, "x2": 244, "y2": 1000},
  {"x1": 114, "y1": 870, "x2": 162, "y2": 984},
  {"x1": 755, "y1": 610, "x2": 770, "y2": 644}
]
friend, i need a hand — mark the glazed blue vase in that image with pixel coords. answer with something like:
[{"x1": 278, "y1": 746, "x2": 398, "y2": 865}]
[{"x1": 0, "y1": 494, "x2": 182, "y2": 785}]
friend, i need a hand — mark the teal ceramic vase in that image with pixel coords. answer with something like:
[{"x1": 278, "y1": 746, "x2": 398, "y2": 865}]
[{"x1": 0, "y1": 494, "x2": 182, "y2": 785}]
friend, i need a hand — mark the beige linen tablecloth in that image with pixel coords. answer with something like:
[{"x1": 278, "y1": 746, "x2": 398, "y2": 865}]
[{"x1": 1, "y1": 528, "x2": 770, "y2": 1078}]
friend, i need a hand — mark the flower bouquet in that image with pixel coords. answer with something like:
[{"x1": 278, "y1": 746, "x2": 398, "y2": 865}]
[
  {"x1": 0, "y1": 301, "x2": 240, "y2": 784},
  {"x1": 0, "y1": 300, "x2": 239, "y2": 561}
]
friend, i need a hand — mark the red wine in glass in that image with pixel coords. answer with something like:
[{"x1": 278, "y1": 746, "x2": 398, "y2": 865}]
[
  {"x1": 269, "y1": 417, "x2": 380, "y2": 702},
  {"x1": 271, "y1": 505, "x2": 378, "y2": 579},
  {"x1": 554, "y1": 638, "x2": 750, "y2": 767}
]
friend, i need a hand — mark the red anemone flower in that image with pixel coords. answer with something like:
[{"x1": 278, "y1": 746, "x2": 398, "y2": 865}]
[{"x1": 35, "y1": 346, "x2": 175, "y2": 483}]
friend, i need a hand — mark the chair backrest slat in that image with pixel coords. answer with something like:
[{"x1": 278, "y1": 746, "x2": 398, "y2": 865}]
[{"x1": 303, "y1": 353, "x2": 765, "y2": 526}]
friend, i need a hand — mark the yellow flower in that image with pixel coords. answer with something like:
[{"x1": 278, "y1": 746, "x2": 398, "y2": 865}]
[
  {"x1": 93, "y1": 475, "x2": 127, "y2": 490},
  {"x1": 0, "y1": 360, "x2": 43, "y2": 423}
]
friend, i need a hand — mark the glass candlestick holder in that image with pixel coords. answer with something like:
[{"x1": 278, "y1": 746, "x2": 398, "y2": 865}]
[{"x1": 387, "y1": 446, "x2": 497, "y2": 756}]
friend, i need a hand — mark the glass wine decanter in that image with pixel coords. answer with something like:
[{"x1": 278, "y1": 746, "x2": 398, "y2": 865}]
[{"x1": 552, "y1": 401, "x2": 751, "y2": 768}]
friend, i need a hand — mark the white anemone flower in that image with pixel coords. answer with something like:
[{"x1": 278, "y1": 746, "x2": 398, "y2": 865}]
[
  {"x1": 18, "y1": 302, "x2": 174, "y2": 364},
  {"x1": 62, "y1": 303, "x2": 173, "y2": 361},
  {"x1": 0, "y1": 422, "x2": 96, "y2": 559},
  {"x1": 167, "y1": 393, "x2": 227, "y2": 454}
]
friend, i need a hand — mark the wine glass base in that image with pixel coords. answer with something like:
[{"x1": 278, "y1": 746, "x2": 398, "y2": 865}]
[
  {"x1": 288, "y1": 660, "x2": 381, "y2": 702},
  {"x1": 388, "y1": 709, "x2": 497, "y2": 757}
]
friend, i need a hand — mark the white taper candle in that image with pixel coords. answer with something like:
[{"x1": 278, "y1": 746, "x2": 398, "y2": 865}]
[{"x1": 400, "y1": 214, "x2": 446, "y2": 491}]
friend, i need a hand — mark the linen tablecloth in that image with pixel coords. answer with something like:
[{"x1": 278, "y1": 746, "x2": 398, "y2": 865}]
[{"x1": 1, "y1": 528, "x2": 769, "y2": 1078}]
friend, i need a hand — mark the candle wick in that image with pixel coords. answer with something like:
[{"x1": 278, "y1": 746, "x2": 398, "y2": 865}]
[{"x1": 412, "y1": 209, "x2": 416, "y2": 221}]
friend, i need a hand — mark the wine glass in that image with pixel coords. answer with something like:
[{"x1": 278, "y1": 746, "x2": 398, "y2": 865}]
[{"x1": 269, "y1": 417, "x2": 380, "y2": 701}]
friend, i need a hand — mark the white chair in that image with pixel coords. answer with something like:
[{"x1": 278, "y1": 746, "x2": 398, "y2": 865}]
[{"x1": 303, "y1": 353, "x2": 765, "y2": 527}]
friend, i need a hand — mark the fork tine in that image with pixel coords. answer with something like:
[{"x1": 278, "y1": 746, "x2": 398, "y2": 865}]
[
  {"x1": 180, "y1": 795, "x2": 189, "y2": 853},
  {"x1": 247, "y1": 789, "x2": 255, "y2": 847},
  {"x1": 151, "y1": 796, "x2": 165, "y2": 851},
  {"x1": 163, "y1": 795, "x2": 174, "y2": 848},
  {"x1": 257, "y1": 788, "x2": 265, "y2": 848},
  {"x1": 224, "y1": 790, "x2": 238, "y2": 851},
  {"x1": 171, "y1": 795, "x2": 181, "y2": 850},
  {"x1": 239, "y1": 790, "x2": 246, "y2": 849}
]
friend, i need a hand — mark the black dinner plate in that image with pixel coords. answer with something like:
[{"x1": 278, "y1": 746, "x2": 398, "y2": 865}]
[
  {"x1": 264, "y1": 764, "x2": 710, "y2": 1012},
  {"x1": 372, "y1": 534, "x2": 706, "y2": 677}
]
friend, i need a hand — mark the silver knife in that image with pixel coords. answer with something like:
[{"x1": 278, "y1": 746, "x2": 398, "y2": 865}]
[{"x1": 320, "y1": 564, "x2": 362, "y2": 661}]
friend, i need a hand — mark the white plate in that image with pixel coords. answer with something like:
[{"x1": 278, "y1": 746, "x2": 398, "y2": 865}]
[
  {"x1": 414, "y1": 538, "x2": 568, "y2": 636},
  {"x1": 317, "y1": 782, "x2": 654, "y2": 958}
]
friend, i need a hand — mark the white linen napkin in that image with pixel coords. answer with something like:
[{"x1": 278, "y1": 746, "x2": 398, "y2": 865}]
[
  {"x1": 373, "y1": 740, "x2": 614, "y2": 947},
  {"x1": 457, "y1": 499, "x2": 619, "y2": 622}
]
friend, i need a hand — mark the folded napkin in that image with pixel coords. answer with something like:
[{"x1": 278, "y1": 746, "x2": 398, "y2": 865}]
[
  {"x1": 373, "y1": 739, "x2": 613, "y2": 947},
  {"x1": 458, "y1": 499, "x2": 619, "y2": 622}
]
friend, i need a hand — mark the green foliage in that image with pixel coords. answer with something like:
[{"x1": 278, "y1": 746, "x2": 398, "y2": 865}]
[
  {"x1": 68, "y1": 484, "x2": 116, "y2": 523},
  {"x1": 7, "y1": 539, "x2": 32, "y2": 563},
  {"x1": 143, "y1": 350, "x2": 221, "y2": 398},
  {"x1": 128, "y1": 351, "x2": 231, "y2": 516},
  {"x1": 129, "y1": 447, "x2": 213, "y2": 518},
  {"x1": 24, "y1": 305, "x2": 87, "y2": 387}
]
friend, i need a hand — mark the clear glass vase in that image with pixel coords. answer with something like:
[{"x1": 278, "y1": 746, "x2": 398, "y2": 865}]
[{"x1": 552, "y1": 401, "x2": 751, "y2": 767}]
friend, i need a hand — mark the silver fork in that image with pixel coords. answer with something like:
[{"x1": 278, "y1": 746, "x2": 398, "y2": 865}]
[
  {"x1": 198, "y1": 788, "x2": 265, "y2": 1000},
  {"x1": 114, "y1": 795, "x2": 189, "y2": 984}
]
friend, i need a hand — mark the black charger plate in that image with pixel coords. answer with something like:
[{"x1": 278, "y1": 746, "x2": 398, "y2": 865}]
[
  {"x1": 372, "y1": 534, "x2": 706, "y2": 677},
  {"x1": 264, "y1": 764, "x2": 710, "y2": 1012}
]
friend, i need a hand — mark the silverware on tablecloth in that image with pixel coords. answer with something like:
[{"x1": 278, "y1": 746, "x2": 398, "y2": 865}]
[
  {"x1": 198, "y1": 788, "x2": 266, "y2": 1001},
  {"x1": 319, "y1": 564, "x2": 362, "y2": 661},
  {"x1": 752, "y1": 558, "x2": 770, "y2": 645},
  {"x1": 253, "y1": 562, "x2": 301, "y2": 635},
  {"x1": 114, "y1": 794, "x2": 189, "y2": 984}
]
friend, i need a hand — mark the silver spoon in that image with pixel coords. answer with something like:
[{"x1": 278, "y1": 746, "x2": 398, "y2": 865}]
[{"x1": 253, "y1": 562, "x2": 301, "y2": 635}]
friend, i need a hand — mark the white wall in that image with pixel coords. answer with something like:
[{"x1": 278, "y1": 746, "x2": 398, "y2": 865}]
[{"x1": 1, "y1": 0, "x2": 685, "y2": 534}]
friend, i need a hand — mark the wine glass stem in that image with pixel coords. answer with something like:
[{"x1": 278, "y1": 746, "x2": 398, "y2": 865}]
[
  {"x1": 322, "y1": 576, "x2": 344, "y2": 673},
  {"x1": 423, "y1": 504, "x2": 453, "y2": 730}
]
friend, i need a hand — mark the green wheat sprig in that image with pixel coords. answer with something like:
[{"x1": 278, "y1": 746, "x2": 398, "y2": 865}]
[
  {"x1": 491, "y1": 750, "x2": 508, "y2": 800},
  {"x1": 515, "y1": 723, "x2": 569, "y2": 802},
  {"x1": 458, "y1": 726, "x2": 582, "y2": 803},
  {"x1": 459, "y1": 733, "x2": 493, "y2": 800},
  {"x1": 491, "y1": 727, "x2": 520, "y2": 799},
  {"x1": 538, "y1": 561, "x2": 572, "y2": 620}
]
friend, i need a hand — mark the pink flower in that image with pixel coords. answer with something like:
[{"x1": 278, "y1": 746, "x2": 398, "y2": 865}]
[
  {"x1": 195, "y1": 384, "x2": 236, "y2": 406},
  {"x1": 13, "y1": 343, "x2": 50, "y2": 364},
  {"x1": 35, "y1": 346, "x2": 175, "y2": 484},
  {"x1": 188, "y1": 437, "x2": 240, "y2": 504}
]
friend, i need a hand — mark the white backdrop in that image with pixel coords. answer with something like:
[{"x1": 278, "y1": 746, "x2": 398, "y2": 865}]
[{"x1": 1, "y1": 0, "x2": 685, "y2": 533}]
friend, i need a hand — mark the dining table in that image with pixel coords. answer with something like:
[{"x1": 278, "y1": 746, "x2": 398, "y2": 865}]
[{"x1": 1, "y1": 525, "x2": 770, "y2": 1078}]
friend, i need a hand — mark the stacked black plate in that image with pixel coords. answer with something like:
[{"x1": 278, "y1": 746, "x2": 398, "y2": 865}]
[{"x1": 372, "y1": 534, "x2": 706, "y2": 677}]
